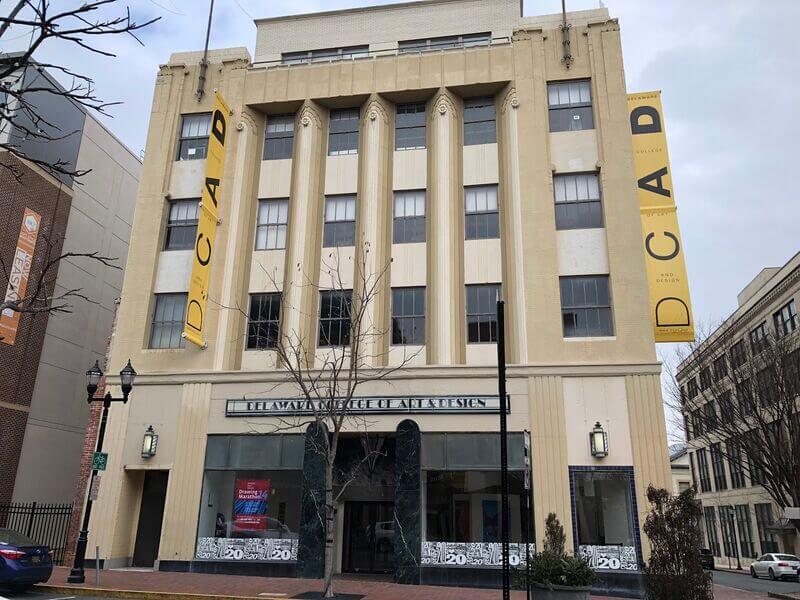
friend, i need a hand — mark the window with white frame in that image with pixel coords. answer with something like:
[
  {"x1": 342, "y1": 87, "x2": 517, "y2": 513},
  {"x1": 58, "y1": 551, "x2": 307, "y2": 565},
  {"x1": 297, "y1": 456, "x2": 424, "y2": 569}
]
[
  {"x1": 177, "y1": 113, "x2": 211, "y2": 160},
  {"x1": 773, "y1": 300, "x2": 798, "y2": 337},
  {"x1": 164, "y1": 199, "x2": 199, "y2": 250},
  {"x1": 553, "y1": 172, "x2": 603, "y2": 229},
  {"x1": 392, "y1": 287, "x2": 425, "y2": 345},
  {"x1": 263, "y1": 114, "x2": 295, "y2": 160},
  {"x1": 395, "y1": 102, "x2": 426, "y2": 150},
  {"x1": 323, "y1": 195, "x2": 356, "y2": 248},
  {"x1": 255, "y1": 199, "x2": 289, "y2": 250},
  {"x1": 318, "y1": 290, "x2": 352, "y2": 347},
  {"x1": 547, "y1": 80, "x2": 594, "y2": 132},
  {"x1": 749, "y1": 321, "x2": 769, "y2": 354},
  {"x1": 464, "y1": 184, "x2": 499, "y2": 240},
  {"x1": 149, "y1": 293, "x2": 187, "y2": 349},
  {"x1": 328, "y1": 108, "x2": 360, "y2": 155},
  {"x1": 463, "y1": 96, "x2": 496, "y2": 145},
  {"x1": 466, "y1": 284, "x2": 500, "y2": 343},
  {"x1": 247, "y1": 293, "x2": 281, "y2": 349},
  {"x1": 393, "y1": 190, "x2": 425, "y2": 244}
]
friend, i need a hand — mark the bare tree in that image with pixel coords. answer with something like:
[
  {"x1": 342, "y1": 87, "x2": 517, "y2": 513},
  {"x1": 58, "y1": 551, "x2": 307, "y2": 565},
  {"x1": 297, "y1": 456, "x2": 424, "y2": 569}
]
[
  {"x1": 0, "y1": 1, "x2": 158, "y2": 180},
  {"x1": 666, "y1": 319, "x2": 800, "y2": 518},
  {"x1": 224, "y1": 243, "x2": 419, "y2": 598}
]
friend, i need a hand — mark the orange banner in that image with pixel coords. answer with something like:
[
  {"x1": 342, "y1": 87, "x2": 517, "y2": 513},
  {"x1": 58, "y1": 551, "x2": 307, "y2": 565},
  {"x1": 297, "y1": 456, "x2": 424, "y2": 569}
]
[{"x1": 1, "y1": 208, "x2": 42, "y2": 345}]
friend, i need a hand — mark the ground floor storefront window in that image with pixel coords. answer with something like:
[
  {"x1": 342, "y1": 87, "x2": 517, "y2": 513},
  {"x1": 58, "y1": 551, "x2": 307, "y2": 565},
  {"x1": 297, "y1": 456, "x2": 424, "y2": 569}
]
[
  {"x1": 195, "y1": 435, "x2": 303, "y2": 562},
  {"x1": 570, "y1": 467, "x2": 639, "y2": 571}
]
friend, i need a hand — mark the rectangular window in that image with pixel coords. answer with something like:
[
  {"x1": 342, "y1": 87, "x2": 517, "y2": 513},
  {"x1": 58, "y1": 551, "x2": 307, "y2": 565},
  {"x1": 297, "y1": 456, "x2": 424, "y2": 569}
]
[
  {"x1": 395, "y1": 102, "x2": 426, "y2": 150},
  {"x1": 560, "y1": 275, "x2": 613, "y2": 338},
  {"x1": 728, "y1": 439, "x2": 746, "y2": 489},
  {"x1": 773, "y1": 300, "x2": 798, "y2": 337},
  {"x1": 713, "y1": 355, "x2": 728, "y2": 382},
  {"x1": 264, "y1": 114, "x2": 295, "y2": 160},
  {"x1": 699, "y1": 367, "x2": 711, "y2": 391},
  {"x1": 178, "y1": 113, "x2": 211, "y2": 160},
  {"x1": 164, "y1": 199, "x2": 199, "y2": 250},
  {"x1": 393, "y1": 190, "x2": 426, "y2": 243},
  {"x1": 323, "y1": 195, "x2": 356, "y2": 247},
  {"x1": 730, "y1": 339, "x2": 748, "y2": 369},
  {"x1": 318, "y1": 290, "x2": 352, "y2": 347},
  {"x1": 247, "y1": 293, "x2": 281, "y2": 350},
  {"x1": 719, "y1": 506, "x2": 736, "y2": 558},
  {"x1": 737, "y1": 378, "x2": 754, "y2": 415},
  {"x1": 748, "y1": 431, "x2": 766, "y2": 485},
  {"x1": 704, "y1": 506, "x2": 720, "y2": 556},
  {"x1": 704, "y1": 401, "x2": 717, "y2": 431},
  {"x1": 756, "y1": 367, "x2": 777, "y2": 406},
  {"x1": 328, "y1": 108, "x2": 359, "y2": 155},
  {"x1": 754, "y1": 503, "x2": 779, "y2": 554},
  {"x1": 735, "y1": 505, "x2": 756, "y2": 559},
  {"x1": 783, "y1": 348, "x2": 800, "y2": 397},
  {"x1": 687, "y1": 378, "x2": 699, "y2": 399},
  {"x1": 692, "y1": 409, "x2": 703, "y2": 438},
  {"x1": 710, "y1": 442, "x2": 727, "y2": 491},
  {"x1": 553, "y1": 172, "x2": 603, "y2": 230},
  {"x1": 281, "y1": 46, "x2": 368, "y2": 65},
  {"x1": 391, "y1": 287, "x2": 425, "y2": 345},
  {"x1": 463, "y1": 96, "x2": 496, "y2": 145},
  {"x1": 750, "y1": 321, "x2": 769, "y2": 355},
  {"x1": 697, "y1": 448, "x2": 711, "y2": 492},
  {"x1": 149, "y1": 293, "x2": 187, "y2": 349},
  {"x1": 718, "y1": 391, "x2": 733, "y2": 426},
  {"x1": 398, "y1": 32, "x2": 490, "y2": 54},
  {"x1": 464, "y1": 184, "x2": 499, "y2": 240},
  {"x1": 466, "y1": 283, "x2": 500, "y2": 344},
  {"x1": 547, "y1": 80, "x2": 594, "y2": 132},
  {"x1": 255, "y1": 199, "x2": 289, "y2": 250},
  {"x1": 573, "y1": 471, "x2": 636, "y2": 550}
]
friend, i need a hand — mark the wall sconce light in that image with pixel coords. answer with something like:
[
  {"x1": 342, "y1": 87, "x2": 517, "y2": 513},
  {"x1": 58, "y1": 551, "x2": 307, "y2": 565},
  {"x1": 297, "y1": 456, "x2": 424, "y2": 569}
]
[
  {"x1": 590, "y1": 421, "x2": 608, "y2": 458},
  {"x1": 141, "y1": 425, "x2": 159, "y2": 458}
]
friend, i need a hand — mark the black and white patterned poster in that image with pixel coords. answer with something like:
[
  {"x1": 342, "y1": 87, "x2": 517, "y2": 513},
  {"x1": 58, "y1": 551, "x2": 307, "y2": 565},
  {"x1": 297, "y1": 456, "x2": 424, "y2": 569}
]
[
  {"x1": 195, "y1": 537, "x2": 298, "y2": 562},
  {"x1": 421, "y1": 542, "x2": 536, "y2": 568},
  {"x1": 578, "y1": 545, "x2": 638, "y2": 570}
]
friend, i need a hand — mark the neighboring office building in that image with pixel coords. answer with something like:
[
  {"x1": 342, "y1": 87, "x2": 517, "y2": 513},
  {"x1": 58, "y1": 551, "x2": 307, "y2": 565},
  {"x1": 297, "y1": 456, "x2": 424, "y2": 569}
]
[
  {"x1": 83, "y1": 0, "x2": 671, "y2": 594},
  {"x1": 0, "y1": 55, "x2": 141, "y2": 505},
  {"x1": 678, "y1": 252, "x2": 800, "y2": 569},
  {"x1": 669, "y1": 443, "x2": 691, "y2": 496}
]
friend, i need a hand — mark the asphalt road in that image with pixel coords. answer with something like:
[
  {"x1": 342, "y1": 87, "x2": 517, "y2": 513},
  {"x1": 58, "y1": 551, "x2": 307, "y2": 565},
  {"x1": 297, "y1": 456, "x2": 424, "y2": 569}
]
[
  {"x1": 714, "y1": 568, "x2": 800, "y2": 594},
  {"x1": 0, "y1": 591, "x2": 113, "y2": 600}
]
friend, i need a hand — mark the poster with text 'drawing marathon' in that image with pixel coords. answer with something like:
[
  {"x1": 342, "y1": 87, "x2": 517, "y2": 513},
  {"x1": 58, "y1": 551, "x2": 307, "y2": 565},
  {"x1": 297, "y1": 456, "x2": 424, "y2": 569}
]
[
  {"x1": 628, "y1": 91, "x2": 695, "y2": 343},
  {"x1": 184, "y1": 91, "x2": 230, "y2": 348}
]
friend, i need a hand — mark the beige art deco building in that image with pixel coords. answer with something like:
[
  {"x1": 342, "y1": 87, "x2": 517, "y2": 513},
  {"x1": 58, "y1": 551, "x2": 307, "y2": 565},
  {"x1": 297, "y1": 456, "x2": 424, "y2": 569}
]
[{"x1": 84, "y1": 0, "x2": 670, "y2": 595}]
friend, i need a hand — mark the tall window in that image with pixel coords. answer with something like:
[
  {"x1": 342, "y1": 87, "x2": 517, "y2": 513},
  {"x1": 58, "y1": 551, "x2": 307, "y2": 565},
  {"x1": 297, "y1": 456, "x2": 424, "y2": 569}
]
[
  {"x1": 395, "y1": 102, "x2": 426, "y2": 150},
  {"x1": 703, "y1": 401, "x2": 717, "y2": 430},
  {"x1": 572, "y1": 471, "x2": 636, "y2": 554},
  {"x1": 399, "y1": 32, "x2": 490, "y2": 53},
  {"x1": 687, "y1": 378, "x2": 699, "y2": 399},
  {"x1": 463, "y1": 96, "x2": 496, "y2": 145},
  {"x1": 754, "y1": 503, "x2": 779, "y2": 554},
  {"x1": 247, "y1": 293, "x2": 281, "y2": 350},
  {"x1": 178, "y1": 113, "x2": 211, "y2": 160},
  {"x1": 391, "y1": 287, "x2": 425, "y2": 345},
  {"x1": 149, "y1": 293, "x2": 187, "y2": 349},
  {"x1": 164, "y1": 199, "x2": 199, "y2": 250},
  {"x1": 255, "y1": 199, "x2": 289, "y2": 250},
  {"x1": 703, "y1": 506, "x2": 720, "y2": 556},
  {"x1": 393, "y1": 190, "x2": 426, "y2": 243},
  {"x1": 737, "y1": 378, "x2": 753, "y2": 415},
  {"x1": 719, "y1": 506, "x2": 736, "y2": 558},
  {"x1": 750, "y1": 321, "x2": 769, "y2": 354},
  {"x1": 559, "y1": 275, "x2": 613, "y2": 338},
  {"x1": 773, "y1": 300, "x2": 798, "y2": 337},
  {"x1": 264, "y1": 114, "x2": 295, "y2": 160},
  {"x1": 696, "y1": 449, "x2": 711, "y2": 492},
  {"x1": 691, "y1": 409, "x2": 703, "y2": 437},
  {"x1": 735, "y1": 505, "x2": 756, "y2": 559},
  {"x1": 281, "y1": 46, "x2": 368, "y2": 65},
  {"x1": 328, "y1": 108, "x2": 359, "y2": 155},
  {"x1": 730, "y1": 339, "x2": 748, "y2": 369},
  {"x1": 466, "y1": 284, "x2": 500, "y2": 344},
  {"x1": 553, "y1": 172, "x2": 603, "y2": 230},
  {"x1": 464, "y1": 184, "x2": 499, "y2": 240},
  {"x1": 323, "y1": 195, "x2": 356, "y2": 247},
  {"x1": 710, "y1": 443, "x2": 727, "y2": 491},
  {"x1": 748, "y1": 432, "x2": 766, "y2": 485},
  {"x1": 713, "y1": 355, "x2": 728, "y2": 382},
  {"x1": 547, "y1": 80, "x2": 593, "y2": 132},
  {"x1": 318, "y1": 290, "x2": 352, "y2": 347},
  {"x1": 728, "y1": 439, "x2": 746, "y2": 489}
]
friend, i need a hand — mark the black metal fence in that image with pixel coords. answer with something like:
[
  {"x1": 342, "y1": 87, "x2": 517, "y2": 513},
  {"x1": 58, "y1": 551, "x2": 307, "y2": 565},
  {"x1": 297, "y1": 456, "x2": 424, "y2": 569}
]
[{"x1": 0, "y1": 502, "x2": 73, "y2": 564}]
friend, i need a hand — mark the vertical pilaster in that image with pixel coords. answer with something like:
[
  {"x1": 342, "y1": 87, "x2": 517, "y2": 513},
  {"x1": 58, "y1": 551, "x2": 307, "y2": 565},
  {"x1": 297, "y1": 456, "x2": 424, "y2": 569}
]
[
  {"x1": 355, "y1": 95, "x2": 393, "y2": 366},
  {"x1": 297, "y1": 422, "x2": 327, "y2": 578},
  {"x1": 283, "y1": 101, "x2": 327, "y2": 357},
  {"x1": 427, "y1": 89, "x2": 464, "y2": 366},
  {"x1": 394, "y1": 419, "x2": 421, "y2": 584}
]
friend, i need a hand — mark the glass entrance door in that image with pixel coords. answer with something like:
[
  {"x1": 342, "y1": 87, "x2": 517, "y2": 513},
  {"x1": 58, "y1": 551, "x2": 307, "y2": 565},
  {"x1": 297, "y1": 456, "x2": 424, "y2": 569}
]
[{"x1": 342, "y1": 501, "x2": 394, "y2": 574}]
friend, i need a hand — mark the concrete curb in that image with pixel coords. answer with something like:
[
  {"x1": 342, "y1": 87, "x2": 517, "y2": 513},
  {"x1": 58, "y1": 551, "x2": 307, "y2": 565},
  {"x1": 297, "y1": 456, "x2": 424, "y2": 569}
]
[{"x1": 35, "y1": 585, "x2": 288, "y2": 600}]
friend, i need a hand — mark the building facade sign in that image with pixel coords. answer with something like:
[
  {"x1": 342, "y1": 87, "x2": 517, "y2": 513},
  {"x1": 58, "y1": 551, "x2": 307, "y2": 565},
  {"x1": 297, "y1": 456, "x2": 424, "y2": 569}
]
[
  {"x1": 0, "y1": 208, "x2": 42, "y2": 346},
  {"x1": 421, "y1": 542, "x2": 535, "y2": 568},
  {"x1": 578, "y1": 545, "x2": 638, "y2": 570},
  {"x1": 196, "y1": 537, "x2": 298, "y2": 562},
  {"x1": 226, "y1": 395, "x2": 506, "y2": 417}
]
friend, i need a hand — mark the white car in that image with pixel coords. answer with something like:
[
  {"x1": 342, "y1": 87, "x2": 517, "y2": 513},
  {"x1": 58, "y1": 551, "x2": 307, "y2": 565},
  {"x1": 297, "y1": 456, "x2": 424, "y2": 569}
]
[{"x1": 750, "y1": 553, "x2": 800, "y2": 580}]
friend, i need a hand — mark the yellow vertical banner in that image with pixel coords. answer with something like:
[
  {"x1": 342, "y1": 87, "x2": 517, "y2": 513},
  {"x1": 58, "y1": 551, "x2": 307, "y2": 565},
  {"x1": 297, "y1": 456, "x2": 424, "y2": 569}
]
[
  {"x1": 184, "y1": 92, "x2": 230, "y2": 348},
  {"x1": 628, "y1": 91, "x2": 694, "y2": 343}
]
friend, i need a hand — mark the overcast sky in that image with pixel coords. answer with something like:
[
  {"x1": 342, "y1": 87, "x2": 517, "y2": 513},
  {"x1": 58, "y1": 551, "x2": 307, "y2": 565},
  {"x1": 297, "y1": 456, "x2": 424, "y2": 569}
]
[{"x1": 4, "y1": 1, "x2": 799, "y2": 437}]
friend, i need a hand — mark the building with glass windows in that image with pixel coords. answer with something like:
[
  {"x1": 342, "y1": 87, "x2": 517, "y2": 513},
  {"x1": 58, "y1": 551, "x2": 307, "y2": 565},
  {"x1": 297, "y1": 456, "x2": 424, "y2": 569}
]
[
  {"x1": 678, "y1": 252, "x2": 800, "y2": 569},
  {"x1": 82, "y1": 0, "x2": 672, "y2": 595}
]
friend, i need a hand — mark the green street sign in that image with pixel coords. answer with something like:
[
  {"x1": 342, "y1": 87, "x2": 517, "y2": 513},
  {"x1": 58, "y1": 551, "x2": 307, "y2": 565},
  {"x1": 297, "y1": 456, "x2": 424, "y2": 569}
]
[{"x1": 92, "y1": 452, "x2": 108, "y2": 471}]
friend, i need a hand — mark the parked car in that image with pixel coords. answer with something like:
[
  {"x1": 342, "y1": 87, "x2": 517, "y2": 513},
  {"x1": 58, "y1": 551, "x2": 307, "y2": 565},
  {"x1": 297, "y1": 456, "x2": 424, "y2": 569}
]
[
  {"x1": 0, "y1": 528, "x2": 53, "y2": 592},
  {"x1": 699, "y1": 548, "x2": 715, "y2": 570},
  {"x1": 750, "y1": 553, "x2": 800, "y2": 580}
]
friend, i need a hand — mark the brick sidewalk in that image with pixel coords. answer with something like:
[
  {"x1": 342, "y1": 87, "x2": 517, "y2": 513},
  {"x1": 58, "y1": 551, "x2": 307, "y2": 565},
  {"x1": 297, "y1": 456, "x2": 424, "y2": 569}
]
[{"x1": 42, "y1": 567, "x2": 768, "y2": 599}]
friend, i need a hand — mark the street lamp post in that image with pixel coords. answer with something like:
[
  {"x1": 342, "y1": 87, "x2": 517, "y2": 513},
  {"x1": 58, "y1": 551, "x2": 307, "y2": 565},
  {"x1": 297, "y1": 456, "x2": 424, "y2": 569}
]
[
  {"x1": 67, "y1": 359, "x2": 136, "y2": 584},
  {"x1": 496, "y1": 297, "x2": 510, "y2": 600}
]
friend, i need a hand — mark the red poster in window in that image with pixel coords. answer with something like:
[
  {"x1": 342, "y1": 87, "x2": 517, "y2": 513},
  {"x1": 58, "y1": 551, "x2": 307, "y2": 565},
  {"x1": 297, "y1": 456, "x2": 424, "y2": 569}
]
[{"x1": 233, "y1": 479, "x2": 270, "y2": 531}]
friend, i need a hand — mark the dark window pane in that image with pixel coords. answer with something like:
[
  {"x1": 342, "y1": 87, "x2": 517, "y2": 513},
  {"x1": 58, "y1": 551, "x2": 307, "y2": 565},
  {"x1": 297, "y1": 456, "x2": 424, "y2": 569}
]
[
  {"x1": 318, "y1": 291, "x2": 352, "y2": 347},
  {"x1": 466, "y1": 284, "x2": 500, "y2": 343},
  {"x1": 549, "y1": 105, "x2": 595, "y2": 132},
  {"x1": 150, "y1": 293, "x2": 187, "y2": 349}
]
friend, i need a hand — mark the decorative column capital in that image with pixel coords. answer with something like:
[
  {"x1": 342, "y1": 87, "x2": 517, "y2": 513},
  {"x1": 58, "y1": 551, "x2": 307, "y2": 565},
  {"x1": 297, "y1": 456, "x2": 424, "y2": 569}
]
[
  {"x1": 364, "y1": 97, "x2": 390, "y2": 125},
  {"x1": 298, "y1": 103, "x2": 323, "y2": 129},
  {"x1": 433, "y1": 92, "x2": 457, "y2": 117},
  {"x1": 501, "y1": 88, "x2": 519, "y2": 114}
]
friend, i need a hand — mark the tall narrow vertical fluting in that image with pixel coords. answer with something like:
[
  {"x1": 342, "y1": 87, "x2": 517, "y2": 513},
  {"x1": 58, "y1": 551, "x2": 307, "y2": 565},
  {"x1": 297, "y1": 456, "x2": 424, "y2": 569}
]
[{"x1": 427, "y1": 90, "x2": 464, "y2": 366}]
